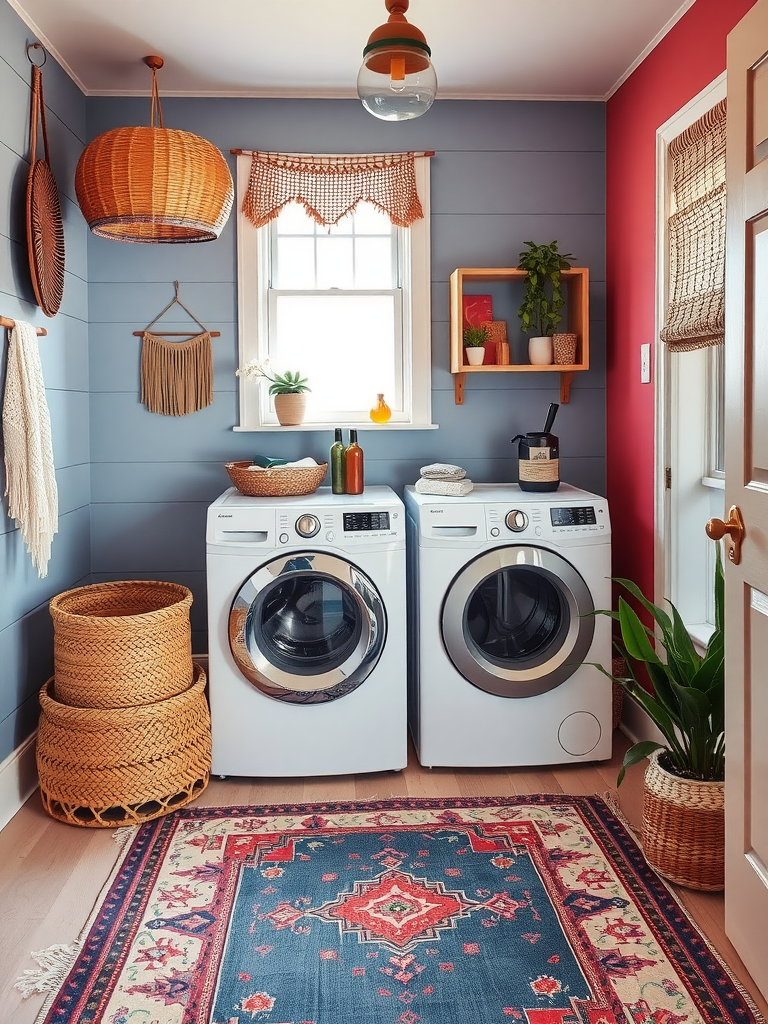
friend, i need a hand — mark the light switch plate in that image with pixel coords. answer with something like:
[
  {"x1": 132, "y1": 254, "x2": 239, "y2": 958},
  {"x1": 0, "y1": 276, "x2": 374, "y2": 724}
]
[{"x1": 640, "y1": 343, "x2": 651, "y2": 383}]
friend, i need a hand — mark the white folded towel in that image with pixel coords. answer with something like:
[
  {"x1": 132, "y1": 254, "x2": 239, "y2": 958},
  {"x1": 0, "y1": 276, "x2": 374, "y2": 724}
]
[
  {"x1": 246, "y1": 457, "x2": 319, "y2": 471},
  {"x1": 419, "y1": 463, "x2": 467, "y2": 480},
  {"x1": 2, "y1": 321, "x2": 58, "y2": 577},
  {"x1": 415, "y1": 477, "x2": 474, "y2": 497}
]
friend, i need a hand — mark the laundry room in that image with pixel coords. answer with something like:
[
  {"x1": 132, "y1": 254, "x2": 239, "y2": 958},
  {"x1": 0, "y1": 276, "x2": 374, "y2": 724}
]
[{"x1": 3, "y1": 1, "x2": 768, "y2": 1020}]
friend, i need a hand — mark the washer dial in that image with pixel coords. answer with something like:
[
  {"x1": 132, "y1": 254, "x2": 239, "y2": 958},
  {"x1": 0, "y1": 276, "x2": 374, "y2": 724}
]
[
  {"x1": 295, "y1": 513, "x2": 321, "y2": 538},
  {"x1": 505, "y1": 509, "x2": 529, "y2": 532}
]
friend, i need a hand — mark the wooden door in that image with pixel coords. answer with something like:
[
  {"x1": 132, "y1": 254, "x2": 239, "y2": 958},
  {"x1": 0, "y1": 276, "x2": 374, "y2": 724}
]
[{"x1": 723, "y1": 0, "x2": 768, "y2": 998}]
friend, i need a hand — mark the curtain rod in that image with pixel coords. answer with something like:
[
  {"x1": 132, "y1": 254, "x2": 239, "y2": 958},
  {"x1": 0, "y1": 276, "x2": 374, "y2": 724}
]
[
  {"x1": 0, "y1": 315, "x2": 47, "y2": 336},
  {"x1": 231, "y1": 149, "x2": 434, "y2": 157}
]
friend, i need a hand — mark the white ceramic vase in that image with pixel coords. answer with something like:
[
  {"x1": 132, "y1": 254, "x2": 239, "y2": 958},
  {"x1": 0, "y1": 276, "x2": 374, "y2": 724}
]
[
  {"x1": 465, "y1": 346, "x2": 485, "y2": 366},
  {"x1": 528, "y1": 336, "x2": 554, "y2": 365}
]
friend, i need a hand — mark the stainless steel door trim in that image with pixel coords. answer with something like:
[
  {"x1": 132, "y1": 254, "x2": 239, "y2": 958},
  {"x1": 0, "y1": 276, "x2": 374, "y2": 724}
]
[
  {"x1": 441, "y1": 545, "x2": 595, "y2": 698},
  {"x1": 229, "y1": 551, "x2": 386, "y2": 703}
]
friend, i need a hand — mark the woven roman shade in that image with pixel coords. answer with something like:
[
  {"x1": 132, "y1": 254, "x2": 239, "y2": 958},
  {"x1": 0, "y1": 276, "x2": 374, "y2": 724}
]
[
  {"x1": 242, "y1": 151, "x2": 424, "y2": 228},
  {"x1": 660, "y1": 99, "x2": 726, "y2": 351}
]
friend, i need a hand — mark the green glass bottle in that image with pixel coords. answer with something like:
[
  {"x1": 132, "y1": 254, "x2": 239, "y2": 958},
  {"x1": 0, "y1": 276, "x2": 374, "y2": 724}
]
[{"x1": 330, "y1": 428, "x2": 346, "y2": 494}]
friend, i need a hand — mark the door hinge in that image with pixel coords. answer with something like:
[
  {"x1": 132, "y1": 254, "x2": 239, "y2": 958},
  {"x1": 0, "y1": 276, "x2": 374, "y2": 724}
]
[{"x1": 665, "y1": 467, "x2": 672, "y2": 490}]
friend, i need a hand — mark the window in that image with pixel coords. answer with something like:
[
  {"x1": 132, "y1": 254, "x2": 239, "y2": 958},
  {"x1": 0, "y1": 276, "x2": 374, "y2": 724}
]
[{"x1": 235, "y1": 152, "x2": 433, "y2": 430}]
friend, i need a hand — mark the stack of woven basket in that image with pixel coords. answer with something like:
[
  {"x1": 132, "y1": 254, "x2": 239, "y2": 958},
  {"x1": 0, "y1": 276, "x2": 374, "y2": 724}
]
[{"x1": 36, "y1": 580, "x2": 211, "y2": 827}]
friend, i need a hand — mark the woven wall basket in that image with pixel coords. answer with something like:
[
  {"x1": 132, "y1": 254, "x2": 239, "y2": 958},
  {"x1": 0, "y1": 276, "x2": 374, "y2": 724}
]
[
  {"x1": 642, "y1": 750, "x2": 725, "y2": 891},
  {"x1": 49, "y1": 580, "x2": 193, "y2": 708},
  {"x1": 37, "y1": 664, "x2": 211, "y2": 828}
]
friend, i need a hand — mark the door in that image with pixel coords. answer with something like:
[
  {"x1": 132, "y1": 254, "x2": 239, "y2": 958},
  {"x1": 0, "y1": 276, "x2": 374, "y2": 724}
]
[
  {"x1": 440, "y1": 546, "x2": 595, "y2": 698},
  {"x1": 229, "y1": 551, "x2": 386, "y2": 703},
  {"x1": 723, "y1": 1, "x2": 768, "y2": 996}
]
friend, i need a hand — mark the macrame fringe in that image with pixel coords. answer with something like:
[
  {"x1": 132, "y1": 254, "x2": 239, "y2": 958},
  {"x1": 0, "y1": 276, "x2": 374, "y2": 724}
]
[
  {"x1": 14, "y1": 943, "x2": 80, "y2": 997},
  {"x1": 140, "y1": 330, "x2": 213, "y2": 416}
]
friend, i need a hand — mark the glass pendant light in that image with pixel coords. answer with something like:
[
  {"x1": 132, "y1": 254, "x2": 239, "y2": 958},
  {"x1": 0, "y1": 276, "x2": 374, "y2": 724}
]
[{"x1": 357, "y1": 0, "x2": 437, "y2": 121}]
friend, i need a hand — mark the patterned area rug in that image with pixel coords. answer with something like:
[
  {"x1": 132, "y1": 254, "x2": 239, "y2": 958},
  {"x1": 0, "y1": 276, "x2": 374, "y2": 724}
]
[{"x1": 19, "y1": 796, "x2": 763, "y2": 1024}]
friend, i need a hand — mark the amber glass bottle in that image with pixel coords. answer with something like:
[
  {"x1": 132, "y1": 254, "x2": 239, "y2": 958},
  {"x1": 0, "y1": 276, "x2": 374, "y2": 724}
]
[
  {"x1": 344, "y1": 429, "x2": 364, "y2": 494},
  {"x1": 330, "y1": 428, "x2": 346, "y2": 494},
  {"x1": 369, "y1": 394, "x2": 392, "y2": 423}
]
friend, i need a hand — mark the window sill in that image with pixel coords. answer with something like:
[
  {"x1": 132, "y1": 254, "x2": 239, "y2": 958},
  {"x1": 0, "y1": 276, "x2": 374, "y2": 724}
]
[
  {"x1": 234, "y1": 422, "x2": 440, "y2": 432},
  {"x1": 702, "y1": 475, "x2": 725, "y2": 490},
  {"x1": 686, "y1": 621, "x2": 715, "y2": 654}
]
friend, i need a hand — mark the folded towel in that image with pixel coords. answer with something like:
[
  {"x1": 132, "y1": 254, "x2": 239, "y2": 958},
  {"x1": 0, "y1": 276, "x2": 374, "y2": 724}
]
[
  {"x1": 2, "y1": 320, "x2": 58, "y2": 577},
  {"x1": 419, "y1": 463, "x2": 467, "y2": 480},
  {"x1": 247, "y1": 457, "x2": 319, "y2": 471},
  {"x1": 415, "y1": 477, "x2": 474, "y2": 497}
]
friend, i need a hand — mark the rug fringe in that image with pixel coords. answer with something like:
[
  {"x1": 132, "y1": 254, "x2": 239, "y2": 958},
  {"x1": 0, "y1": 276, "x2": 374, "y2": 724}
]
[
  {"x1": 14, "y1": 943, "x2": 81, "y2": 996},
  {"x1": 112, "y1": 824, "x2": 139, "y2": 847},
  {"x1": 601, "y1": 789, "x2": 641, "y2": 840}
]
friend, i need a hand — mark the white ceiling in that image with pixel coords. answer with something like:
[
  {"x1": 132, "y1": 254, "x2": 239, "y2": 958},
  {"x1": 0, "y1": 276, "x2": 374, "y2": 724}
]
[{"x1": 8, "y1": 0, "x2": 694, "y2": 100}]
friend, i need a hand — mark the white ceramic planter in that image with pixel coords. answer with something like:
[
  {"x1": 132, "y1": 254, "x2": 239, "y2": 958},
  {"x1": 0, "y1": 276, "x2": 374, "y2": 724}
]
[
  {"x1": 464, "y1": 346, "x2": 485, "y2": 365},
  {"x1": 528, "y1": 336, "x2": 554, "y2": 365}
]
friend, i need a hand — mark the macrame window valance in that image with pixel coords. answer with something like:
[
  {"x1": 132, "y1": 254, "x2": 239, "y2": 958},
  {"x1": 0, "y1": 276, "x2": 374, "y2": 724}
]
[
  {"x1": 242, "y1": 151, "x2": 424, "y2": 229},
  {"x1": 660, "y1": 99, "x2": 727, "y2": 352}
]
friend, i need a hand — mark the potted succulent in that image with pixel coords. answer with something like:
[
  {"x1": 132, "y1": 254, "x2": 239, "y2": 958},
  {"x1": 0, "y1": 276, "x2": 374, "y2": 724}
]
[
  {"x1": 517, "y1": 240, "x2": 574, "y2": 365},
  {"x1": 463, "y1": 325, "x2": 488, "y2": 366},
  {"x1": 594, "y1": 543, "x2": 725, "y2": 891},
  {"x1": 237, "y1": 359, "x2": 311, "y2": 426}
]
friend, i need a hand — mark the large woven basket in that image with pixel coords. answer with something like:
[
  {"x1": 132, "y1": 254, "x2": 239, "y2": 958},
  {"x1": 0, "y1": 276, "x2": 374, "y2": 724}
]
[
  {"x1": 226, "y1": 461, "x2": 328, "y2": 497},
  {"x1": 37, "y1": 664, "x2": 211, "y2": 828},
  {"x1": 642, "y1": 750, "x2": 725, "y2": 891},
  {"x1": 49, "y1": 580, "x2": 193, "y2": 708}
]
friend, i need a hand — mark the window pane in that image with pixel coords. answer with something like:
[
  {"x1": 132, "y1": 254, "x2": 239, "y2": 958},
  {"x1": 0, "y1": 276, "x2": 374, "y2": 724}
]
[
  {"x1": 316, "y1": 237, "x2": 354, "y2": 289},
  {"x1": 276, "y1": 238, "x2": 315, "y2": 288},
  {"x1": 353, "y1": 202, "x2": 392, "y2": 234},
  {"x1": 276, "y1": 202, "x2": 315, "y2": 234},
  {"x1": 273, "y1": 294, "x2": 397, "y2": 411},
  {"x1": 355, "y1": 238, "x2": 394, "y2": 288}
]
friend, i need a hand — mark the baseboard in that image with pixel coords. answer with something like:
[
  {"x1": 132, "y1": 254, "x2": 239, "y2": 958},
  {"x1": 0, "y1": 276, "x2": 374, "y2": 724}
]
[
  {"x1": 619, "y1": 691, "x2": 667, "y2": 747},
  {"x1": 0, "y1": 731, "x2": 38, "y2": 832}
]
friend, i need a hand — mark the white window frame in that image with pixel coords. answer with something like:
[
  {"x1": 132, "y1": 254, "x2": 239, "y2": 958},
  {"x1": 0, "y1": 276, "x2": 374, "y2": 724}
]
[
  {"x1": 234, "y1": 153, "x2": 434, "y2": 431},
  {"x1": 655, "y1": 74, "x2": 726, "y2": 647}
]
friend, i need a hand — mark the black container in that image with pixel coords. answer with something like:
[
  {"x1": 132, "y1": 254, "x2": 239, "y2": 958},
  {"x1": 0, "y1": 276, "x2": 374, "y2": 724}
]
[{"x1": 511, "y1": 403, "x2": 560, "y2": 492}]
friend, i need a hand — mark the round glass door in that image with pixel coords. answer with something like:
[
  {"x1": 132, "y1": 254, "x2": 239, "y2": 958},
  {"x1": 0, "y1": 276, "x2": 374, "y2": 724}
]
[
  {"x1": 229, "y1": 552, "x2": 386, "y2": 703},
  {"x1": 441, "y1": 546, "x2": 594, "y2": 697}
]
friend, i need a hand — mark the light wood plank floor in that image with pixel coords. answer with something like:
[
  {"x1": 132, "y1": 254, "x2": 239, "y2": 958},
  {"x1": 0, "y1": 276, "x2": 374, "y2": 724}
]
[{"x1": 1, "y1": 731, "x2": 766, "y2": 1022}]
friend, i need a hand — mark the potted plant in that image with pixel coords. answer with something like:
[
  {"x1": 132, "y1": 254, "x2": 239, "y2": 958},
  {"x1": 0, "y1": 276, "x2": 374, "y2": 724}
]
[
  {"x1": 237, "y1": 359, "x2": 311, "y2": 426},
  {"x1": 517, "y1": 240, "x2": 574, "y2": 365},
  {"x1": 463, "y1": 325, "x2": 488, "y2": 365},
  {"x1": 594, "y1": 543, "x2": 725, "y2": 891}
]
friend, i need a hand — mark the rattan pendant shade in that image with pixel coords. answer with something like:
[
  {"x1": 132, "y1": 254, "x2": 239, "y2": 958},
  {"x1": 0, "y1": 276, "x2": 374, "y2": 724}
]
[{"x1": 74, "y1": 56, "x2": 233, "y2": 243}]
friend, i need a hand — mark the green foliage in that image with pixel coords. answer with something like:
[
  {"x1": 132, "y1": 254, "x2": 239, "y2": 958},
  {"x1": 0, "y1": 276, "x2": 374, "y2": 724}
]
[
  {"x1": 517, "y1": 240, "x2": 574, "y2": 336},
  {"x1": 463, "y1": 325, "x2": 488, "y2": 348},
  {"x1": 267, "y1": 370, "x2": 311, "y2": 395},
  {"x1": 593, "y1": 543, "x2": 725, "y2": 786}
]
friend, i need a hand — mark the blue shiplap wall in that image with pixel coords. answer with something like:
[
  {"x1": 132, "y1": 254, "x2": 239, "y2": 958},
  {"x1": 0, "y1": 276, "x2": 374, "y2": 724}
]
[
  {"x1": 87, "y1": 96, "x2": 606, "y2": 656},
  {"x1": 0, "y1": 3, "x2": 90, "y2": 761}
]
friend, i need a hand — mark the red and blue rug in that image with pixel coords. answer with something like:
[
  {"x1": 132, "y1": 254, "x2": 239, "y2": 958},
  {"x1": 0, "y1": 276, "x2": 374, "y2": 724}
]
[{"x1": 21, "y1": 796, "x2": 763, "y2": 1024}]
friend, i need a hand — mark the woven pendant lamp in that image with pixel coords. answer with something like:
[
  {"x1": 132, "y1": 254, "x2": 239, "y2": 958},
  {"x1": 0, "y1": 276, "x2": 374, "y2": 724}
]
[{"x1": 75, "y1": 56, "x2": 233, "y2": 243}]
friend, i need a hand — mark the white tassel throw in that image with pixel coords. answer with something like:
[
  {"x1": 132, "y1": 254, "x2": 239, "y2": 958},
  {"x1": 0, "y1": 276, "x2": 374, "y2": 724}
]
[{"x1": 2, "y1": 320, "x2": 58, "y2": 577}]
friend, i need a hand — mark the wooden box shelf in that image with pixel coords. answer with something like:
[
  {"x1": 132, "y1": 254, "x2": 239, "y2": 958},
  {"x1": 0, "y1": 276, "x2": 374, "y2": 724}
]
[{"x1": 449, "y1": 266, "x2": 589, "y2": 404}]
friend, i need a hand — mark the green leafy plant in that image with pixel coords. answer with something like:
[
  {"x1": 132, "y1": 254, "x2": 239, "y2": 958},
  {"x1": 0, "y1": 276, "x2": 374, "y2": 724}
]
[
  {"x1": 236, "y1": 359, "x2": 311, "y2": 394},
  {"x1": 594, "y1": 543, "x2": 725, "y2": 786},
  {"x1": 517, "y1": 240, "x2": 574, "y2": 336},
  {"x1": 463, "y1": 325, "x2": 488, "y2": 348}
]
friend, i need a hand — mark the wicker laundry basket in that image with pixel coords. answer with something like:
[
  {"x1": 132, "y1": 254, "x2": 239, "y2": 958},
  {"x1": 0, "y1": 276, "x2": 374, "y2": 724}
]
[
  {"x1": 37, "y1": 663, "x2": 211, "y2": 828},
  {"x1": 226, "y1": 461, "x2": 328, "y2": 497},
  {"x1": 49, "y1": 580, "x2": 193, "y2": 708}
]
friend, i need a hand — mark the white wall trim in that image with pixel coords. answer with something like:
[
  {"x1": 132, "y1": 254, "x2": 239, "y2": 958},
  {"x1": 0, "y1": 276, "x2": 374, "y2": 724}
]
[{"x1": 0, "y1": 732, "x2": 38, "y2": 833}]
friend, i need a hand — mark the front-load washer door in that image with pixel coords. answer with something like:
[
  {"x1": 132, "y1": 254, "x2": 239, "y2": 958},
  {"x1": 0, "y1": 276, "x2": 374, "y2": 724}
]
[
  {"x1": 229, "y1": 551, "x2": 386, "y2": 703},
  {"x1": 441, "y1": 546, "x2": 594, "y2": 698}
]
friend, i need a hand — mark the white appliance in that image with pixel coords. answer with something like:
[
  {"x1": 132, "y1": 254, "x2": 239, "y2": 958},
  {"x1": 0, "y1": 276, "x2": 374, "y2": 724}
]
[
  {"x1": 404, "y1": 483, "x2": 612, "y2": 768},
  {"x1": 206, "y1": 485, "x2": 407, "y2": 777}
]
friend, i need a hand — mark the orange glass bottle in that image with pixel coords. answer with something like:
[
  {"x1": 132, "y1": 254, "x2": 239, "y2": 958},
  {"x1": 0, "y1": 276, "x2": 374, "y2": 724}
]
[
  {"x1": 369, "y1": 393, "x2": 392, "y2": 423},
  {"x1": 344, "y1": 429, "x2": 364, "y2": 494}
]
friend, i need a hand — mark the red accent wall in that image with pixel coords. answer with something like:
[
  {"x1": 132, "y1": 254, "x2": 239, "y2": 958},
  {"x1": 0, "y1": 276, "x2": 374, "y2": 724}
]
[{"x1": 606, "y1": 0, "x2": 757, "y2": 597}]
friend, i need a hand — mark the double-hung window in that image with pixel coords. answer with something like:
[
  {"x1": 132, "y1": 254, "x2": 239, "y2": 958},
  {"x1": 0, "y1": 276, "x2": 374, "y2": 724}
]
[{"x1": 235, "y1": 151, "x2": 432, "y2": 430}]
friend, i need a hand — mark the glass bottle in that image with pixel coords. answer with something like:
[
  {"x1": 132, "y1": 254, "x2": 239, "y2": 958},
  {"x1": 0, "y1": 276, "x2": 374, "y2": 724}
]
[
  {"x1": 344, "y1": 429, "x2": 364, "y2": 495},
  {"x1": 369, "y1": 393, "x2": 392, "y2": 423},
  {"x1": 330, "y1": 428, "x2": 346, "y2": 494}
]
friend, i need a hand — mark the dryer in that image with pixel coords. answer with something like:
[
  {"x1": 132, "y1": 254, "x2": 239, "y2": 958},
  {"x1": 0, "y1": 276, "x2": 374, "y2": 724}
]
[
  {"x1": 206, "y1": 485, "x2": 407, "y2": 777},
  {"x1": 404, "y1": 483, "x2": 612, "y2": 768}
]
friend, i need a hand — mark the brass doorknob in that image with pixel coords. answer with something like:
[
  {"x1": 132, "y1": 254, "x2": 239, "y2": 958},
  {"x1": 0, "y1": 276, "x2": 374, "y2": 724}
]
[{"x1": 706, "y1": 504, "x2": 745, "y2": 564}]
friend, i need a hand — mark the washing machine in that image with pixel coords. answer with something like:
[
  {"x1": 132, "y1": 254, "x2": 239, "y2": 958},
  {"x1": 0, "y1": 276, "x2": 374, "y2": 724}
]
[
  {"x1": 206, "y1": 485, "x2": 407, "y2": 777},
  {"x1": 404, "y1": 482, "x2": 612, "y2": 768}
]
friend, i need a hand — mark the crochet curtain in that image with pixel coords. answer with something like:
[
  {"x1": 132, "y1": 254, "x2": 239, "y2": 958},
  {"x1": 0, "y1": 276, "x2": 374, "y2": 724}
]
[
  {"x1": 660, "y1": 99, "x2": 727, "y2": 352},
  {"x1": 241, "y1": 151, "x2": 424, "y2": 228}
]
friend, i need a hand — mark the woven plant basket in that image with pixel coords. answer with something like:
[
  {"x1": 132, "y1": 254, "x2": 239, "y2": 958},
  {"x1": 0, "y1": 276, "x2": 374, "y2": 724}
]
[
  {"x1": 37, "y1": 664, "x2": 211, "y2": 828},
  {"x1": 50, "y1": 580, "x2": 193, "y2": 708},
  {"x1": 226, "y1": 461, "x2": 328, "y2": 497},
  {"x1": 642, "y1": 749, "x2": 725, "y2": 891}
]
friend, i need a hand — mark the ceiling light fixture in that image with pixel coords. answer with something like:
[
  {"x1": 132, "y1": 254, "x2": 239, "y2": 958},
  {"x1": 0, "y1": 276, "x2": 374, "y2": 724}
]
[{"x1": 357, "y1": 0, "x2": 437, "y2": 121}]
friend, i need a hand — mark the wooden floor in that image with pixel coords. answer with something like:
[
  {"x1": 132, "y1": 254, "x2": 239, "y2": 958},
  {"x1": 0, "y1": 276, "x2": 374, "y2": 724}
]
[{"x1": 1, "y1": 730, "x2": 766, "y2": 1022}]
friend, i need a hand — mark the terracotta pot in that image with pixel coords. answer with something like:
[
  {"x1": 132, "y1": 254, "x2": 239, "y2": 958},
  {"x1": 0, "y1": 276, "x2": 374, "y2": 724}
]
[
  {"x1": 642, "y1": 750, "x2": 725, "y2": 891},
  {"x1": 274, "y1": 393, "x2": 306, "y2": 426}
]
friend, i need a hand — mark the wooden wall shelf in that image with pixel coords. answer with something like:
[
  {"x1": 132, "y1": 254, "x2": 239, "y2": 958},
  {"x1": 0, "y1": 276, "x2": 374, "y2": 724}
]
[{"x1": 449, "y1": 267, "x2": 589, "y2": 404}]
